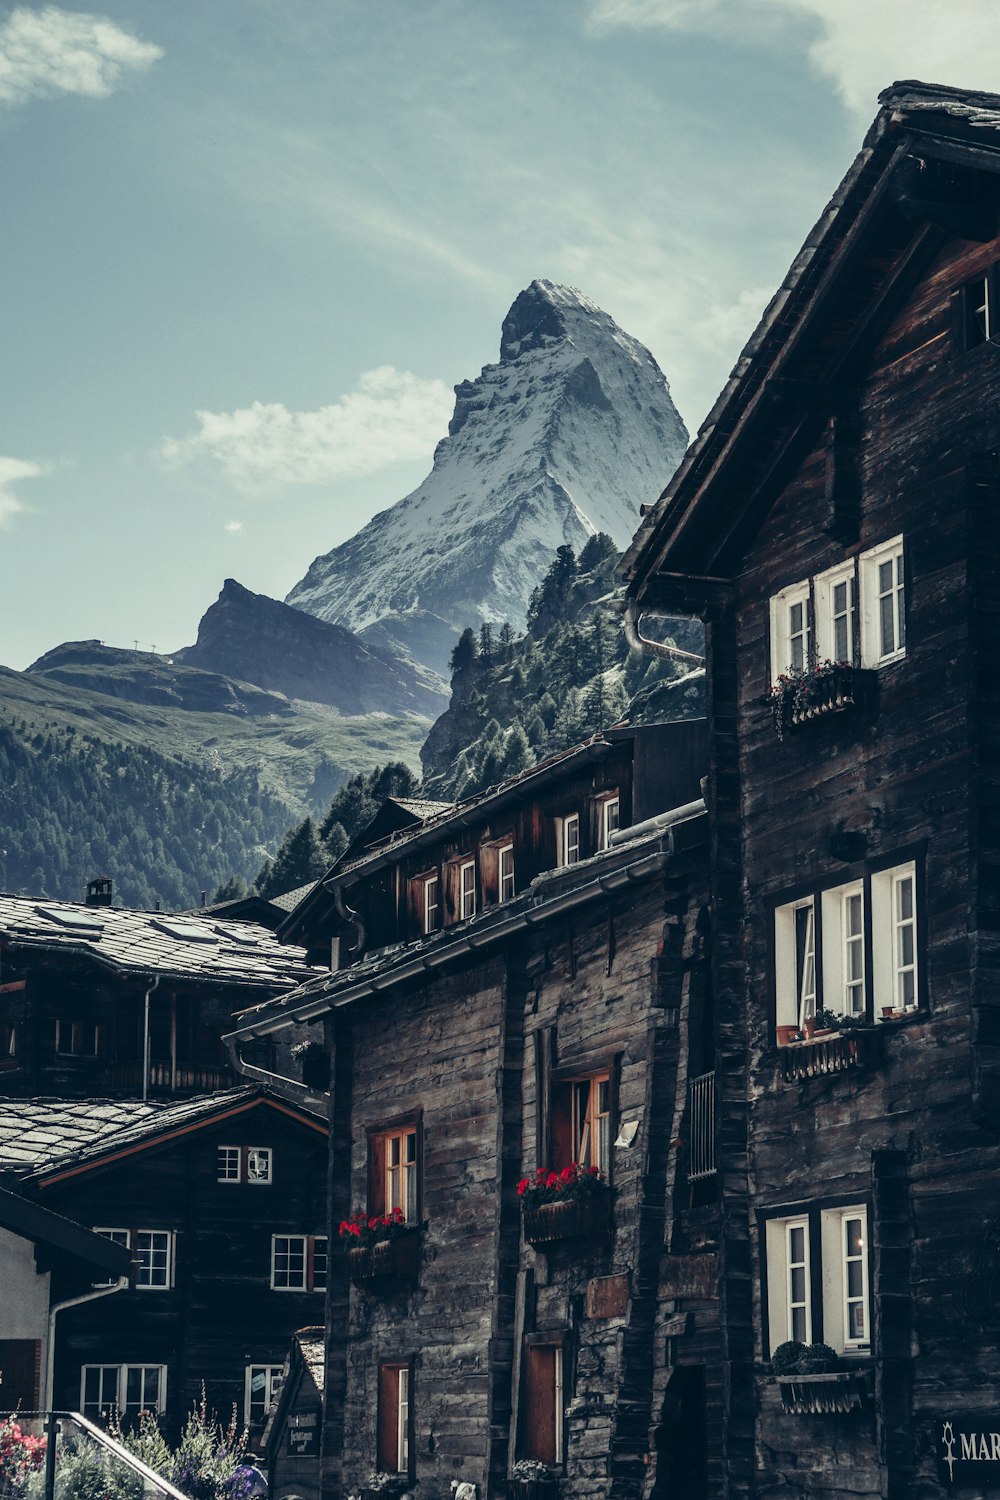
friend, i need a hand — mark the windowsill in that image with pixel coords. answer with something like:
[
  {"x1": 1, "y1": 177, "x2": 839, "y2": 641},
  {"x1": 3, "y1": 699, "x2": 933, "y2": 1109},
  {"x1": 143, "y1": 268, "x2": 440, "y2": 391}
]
[
  {"x1": 773, "y1": 1362, "x2": 874, "y2": 1416},
  {"x1": 863, "y1": 650, "x2": 905, "y2": 670}
]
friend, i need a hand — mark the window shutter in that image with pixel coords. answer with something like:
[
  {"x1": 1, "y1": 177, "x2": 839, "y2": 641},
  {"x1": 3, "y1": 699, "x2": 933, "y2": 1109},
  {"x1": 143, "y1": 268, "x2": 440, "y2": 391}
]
[
  {"x1": 378, "y1": 1365, "x2": 398, "y2": 1474},
  {"x1": 523, "y1": 1345, "x2": 558, "y2": 1465},
  {"x1": 550, "y1": 1082, "x2": 574, "y2": 1171}
]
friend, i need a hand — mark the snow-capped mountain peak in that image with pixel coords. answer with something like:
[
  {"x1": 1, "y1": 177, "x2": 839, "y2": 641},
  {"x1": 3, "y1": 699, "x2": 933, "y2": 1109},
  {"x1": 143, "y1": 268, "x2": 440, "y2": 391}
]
[{"x1": 285, "y1": 279, "x2": 688, "y2": 675}]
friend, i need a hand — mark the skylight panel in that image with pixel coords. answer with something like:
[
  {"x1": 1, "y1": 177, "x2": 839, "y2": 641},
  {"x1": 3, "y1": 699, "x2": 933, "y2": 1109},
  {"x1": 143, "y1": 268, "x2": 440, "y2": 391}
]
[
  {"x1": 35, "y1": 906, "x2": 106, "y2": 932},
  {"x1": 216, "y1": 925, "x2": 261, "y2": 947},
  {"x1": 150, "y1": 918, "x2": 218, "y2": 944}
]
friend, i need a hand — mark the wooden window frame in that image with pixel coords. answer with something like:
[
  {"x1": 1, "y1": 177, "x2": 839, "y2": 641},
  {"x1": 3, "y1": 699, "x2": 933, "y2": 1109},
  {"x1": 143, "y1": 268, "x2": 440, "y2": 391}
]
[
  {"x1": 422, "y1": 873, "x2": 440, "y2": 934},
  {"x1": 378, "y1": 1359, "x2": 416, "y2": 1481},
  {"x1": 548, "y1": 1060, "x2": 618, "y2": 1182},
  {"x1": 217, "y1": 1145, "x2": 273, "y2": 1184},
  {"x1": 270, "y1": 1233, "x2": 327, "y2": 1291},
  {"x1": 368, "y1": 1115, "x2": 423, "y2": 1224},
  {"x1": 54, "y1": 1019, "x2": 100, "y2": 1058}
]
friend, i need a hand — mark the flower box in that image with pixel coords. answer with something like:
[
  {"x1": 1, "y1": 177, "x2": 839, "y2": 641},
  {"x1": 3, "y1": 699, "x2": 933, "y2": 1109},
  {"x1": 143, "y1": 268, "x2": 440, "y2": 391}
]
[
  {"x1": 523, "y1": 1186, "x2": 611, "y2": 1249},
  {"x1": 780, "y1": 1028, "x2": 881, "y2": 1082},
  {"x1": 776, "y1": 1367, "x2": 873, "y2": 1415},
  {"x1": 766, "y1": 664, "x2": 876, "y2": 738},
  {"x1": 509, "y1": 1479, "x2": 559, "y2": 1500},
  {"x1": 347, "y1": 1228, "x2": 420, "y2": 1288}
]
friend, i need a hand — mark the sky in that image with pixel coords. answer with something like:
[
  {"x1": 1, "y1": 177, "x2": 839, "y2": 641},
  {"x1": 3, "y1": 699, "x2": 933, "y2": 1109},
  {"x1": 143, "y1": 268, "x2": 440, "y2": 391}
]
[{"x1": 1, "y1": 0, "x2": 997, "y2": 669}]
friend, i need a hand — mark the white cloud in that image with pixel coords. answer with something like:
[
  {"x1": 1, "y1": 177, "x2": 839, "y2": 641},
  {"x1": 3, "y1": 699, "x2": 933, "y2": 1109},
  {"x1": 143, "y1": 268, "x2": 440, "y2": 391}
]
[
  {"x1": 0, "y1": 6, "x2": 162, "y2": 106},
  {"x1": 161, "y1": 367, "x2": 453, "y2": 490},
  {"x1": 586, "y1": 0, "x2": 1000, "y2": 116},
  {"x1": 224, "y1": 519, "x2": 244, "y2": 533},
  {"x1": 0, "y1": 456, "x2": 44, "y2": 526},
  {"x1": 694, "y1": 285, "x2": 774, "y2": 356}
]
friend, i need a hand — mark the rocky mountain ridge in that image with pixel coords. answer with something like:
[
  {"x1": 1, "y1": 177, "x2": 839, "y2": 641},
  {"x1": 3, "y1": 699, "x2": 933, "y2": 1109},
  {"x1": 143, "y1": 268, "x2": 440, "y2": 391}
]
[{"x1": 286, "y1": 279, "x2": 688, "y2": 675}]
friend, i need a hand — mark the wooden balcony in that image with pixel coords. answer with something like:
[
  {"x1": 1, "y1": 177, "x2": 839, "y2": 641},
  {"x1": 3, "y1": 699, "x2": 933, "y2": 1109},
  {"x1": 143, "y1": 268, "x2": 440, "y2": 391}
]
[
  {"x1": 347, "y1": 1229, "x2": 420, "y2": 1289},
  {"x1": 523, "y1": 1187, "x2": 611, "y2": 1250},
  {"x1": 769, "y1": 665, "x2": 876, "y2": 736},
  {"x1": 102, "y1": 1061, "x2": 234, "y2": 1094},
  {"x1": 779, "y1": 1028, "x2": 881, "y2": 1082},
  {"x1": 776, "y1": 1366, "x2": 873, "y2": 1415}
]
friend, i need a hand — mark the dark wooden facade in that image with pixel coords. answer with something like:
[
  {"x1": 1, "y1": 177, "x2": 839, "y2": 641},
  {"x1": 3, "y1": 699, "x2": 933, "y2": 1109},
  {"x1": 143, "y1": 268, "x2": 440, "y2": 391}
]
[
  {"x1": 624, "y1": 81, "x2": 1000, "y2": 1500},
  {"x1": 228, "y1": 725, "x2": 715, "y2": 1500},
  {"x1": 7, "y1": 1091, "x2": 328, "y2": 1443},
  {"x1": 0, "y1": 899, "x2": 318, "y2": 1098}
]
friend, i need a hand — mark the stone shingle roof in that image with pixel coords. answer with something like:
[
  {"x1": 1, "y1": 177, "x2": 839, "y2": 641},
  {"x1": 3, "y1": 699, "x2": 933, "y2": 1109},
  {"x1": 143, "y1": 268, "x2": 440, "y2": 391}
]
[
  {"x1": 268, "y1": 881, "x2": 320, "y2": 914},
  {"x1": 293, "y1": 1327, "x2": 326, "y2": 1390},
  {"x1": 0, "y1": 894, "x2": 321, "y2": 990},
  {"x1": 0, "y1": 1087, "x2": 325, "y2": 1180}
]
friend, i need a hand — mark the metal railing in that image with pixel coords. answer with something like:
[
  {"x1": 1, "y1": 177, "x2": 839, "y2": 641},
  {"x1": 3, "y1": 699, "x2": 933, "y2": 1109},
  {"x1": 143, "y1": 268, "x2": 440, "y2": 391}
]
[
  {"x1": 0, "y1": 1411, "x2": 189, "y2": 1500},
  {"x1": 687, "y1": 1070, "x2": 717, "y2": 1181}
]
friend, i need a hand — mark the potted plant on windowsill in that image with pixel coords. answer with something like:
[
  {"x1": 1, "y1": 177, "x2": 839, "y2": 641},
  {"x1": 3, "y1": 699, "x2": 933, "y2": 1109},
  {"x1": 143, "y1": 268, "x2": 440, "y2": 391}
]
[
  {"x1": 359, "y1": 1471, "x2": 409, "y2": 1500},
  {"x1": 339, "y1": 1207, "x2": 420, "y2": 1286},
  {"x1": 509, "y1": 1459, "x2": 559, "y2": 1500},
  {"x1": 518, "y1": 1163, "x2": 610, "y2": 1248}
]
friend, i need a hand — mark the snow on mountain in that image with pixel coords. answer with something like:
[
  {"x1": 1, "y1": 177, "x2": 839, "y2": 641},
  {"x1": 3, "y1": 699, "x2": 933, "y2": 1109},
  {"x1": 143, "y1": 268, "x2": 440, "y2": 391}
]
[{"x1": 286, "y1": 279, "x2": 688, "y2": 676}]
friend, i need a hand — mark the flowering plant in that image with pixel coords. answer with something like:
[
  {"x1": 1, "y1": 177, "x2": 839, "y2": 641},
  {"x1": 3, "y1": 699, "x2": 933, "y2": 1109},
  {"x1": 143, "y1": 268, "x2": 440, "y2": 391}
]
[
  {"x1": 516, "y1": 1162, "x2": 604, "y2": 1210},
  {"x1": 510, "y1": 1459, "x2": 556, "y2": 1481},
  {"x1": 0, "y1": 1417, "x2": 46, "y2": 1486},
  {"x1": 363, "y1": 1471, "x2": 407, "y2": 1493},
  {"x1": 763, "y1": 659, "x2": 854, "y2": 739},
  {"x1": 338, "y1": 1206, "x2": 409, "y2": 1248}
]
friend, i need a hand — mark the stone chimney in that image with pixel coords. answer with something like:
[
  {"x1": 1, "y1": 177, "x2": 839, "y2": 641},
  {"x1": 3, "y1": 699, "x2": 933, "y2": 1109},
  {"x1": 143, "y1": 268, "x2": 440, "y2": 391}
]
[{"x1": 85, "y1": 876, "x2": 113, "y2": 908}]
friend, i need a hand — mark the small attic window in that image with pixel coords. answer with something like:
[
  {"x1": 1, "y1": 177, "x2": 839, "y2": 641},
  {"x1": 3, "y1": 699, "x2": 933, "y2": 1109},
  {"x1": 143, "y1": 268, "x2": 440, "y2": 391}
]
[
  {"x1": 36, "y1": 906, "x2": 105, "y2": 932},
  {"x1": 151, "y1": 918, "x2": 218, "y2": 944},
  {"x1": 959, "y1": 267, "x2": 998, "y2": 350}
]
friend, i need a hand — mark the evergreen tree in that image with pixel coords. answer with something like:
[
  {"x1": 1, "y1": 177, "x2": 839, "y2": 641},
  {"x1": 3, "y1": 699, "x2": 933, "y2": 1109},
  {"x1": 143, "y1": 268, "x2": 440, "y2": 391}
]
[
  {"x1": 449, "y1": 627, "x2": 479, "y2": 677},
  {"x1": 212, "y1": 874, "x2": 249, "y2": 903},
  {"x1": 255, "y1": 817, "x2": 328, "y2": 899},
  {"x1": 478, "y1": 622, "x2": 494, "y2": 668}
]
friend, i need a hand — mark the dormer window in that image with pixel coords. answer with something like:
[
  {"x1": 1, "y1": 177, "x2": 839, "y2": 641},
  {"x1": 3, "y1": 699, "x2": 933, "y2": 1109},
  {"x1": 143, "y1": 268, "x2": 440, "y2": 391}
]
[
  {"x1": 498, "y1": 843, "x2": 515, "y2": 902},
  {"x1": 459, "y1": 859, "x2": 476, "y2": 920},
  {"x1": 558, "y1": 814, "x2": 580, "y2": 867}
]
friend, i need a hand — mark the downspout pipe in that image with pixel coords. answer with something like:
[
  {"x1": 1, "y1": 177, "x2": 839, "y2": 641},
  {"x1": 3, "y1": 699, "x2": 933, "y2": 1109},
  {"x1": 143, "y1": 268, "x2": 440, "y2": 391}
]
[
  {"x1": 45, "y1": 1278, "x2": 128, "y2": 1410},
  {"x1": 142, "y1": 975, "x2": 161, "y2": 1102},
  {"x1": 622, "y1": 598, "x2": 705, "y2": 667}
]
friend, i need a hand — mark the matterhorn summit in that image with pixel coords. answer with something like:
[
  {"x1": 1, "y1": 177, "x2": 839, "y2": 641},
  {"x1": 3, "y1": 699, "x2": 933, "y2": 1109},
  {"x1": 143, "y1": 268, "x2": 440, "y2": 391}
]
[{"x1": 286, "y1": 279, "x2": 688, "y2": 675}]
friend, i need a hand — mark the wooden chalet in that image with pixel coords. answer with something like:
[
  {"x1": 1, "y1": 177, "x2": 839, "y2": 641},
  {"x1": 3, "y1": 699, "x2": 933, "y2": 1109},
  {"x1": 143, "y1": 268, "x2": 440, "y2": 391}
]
[
  {"x1": 227, "y1": 720, "x2": 717, "y2": 1500},
  {"x1": 263, "y1": 1326, "x2": 326, "y2": 1500},
  {"x1": 623, "y1": 79, "x2": 1000, "y2": 1499},
  {"x1": 0, "y1": 1087, "x2": 328, "y2": 1445},
  {"x1": 0, "y1": 892, "x2": 321, "y2": 1098}
]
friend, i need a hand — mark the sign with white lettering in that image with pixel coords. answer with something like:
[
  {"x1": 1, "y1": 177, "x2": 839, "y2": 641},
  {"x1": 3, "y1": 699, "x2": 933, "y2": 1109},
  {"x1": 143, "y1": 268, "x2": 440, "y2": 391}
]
[
  {"x1": 937, "y1": 1416, "x2": 1000, "y2": 1486},
  {"x1": 287, "y1": 1407, "x2": 320, "y2": 1457}
]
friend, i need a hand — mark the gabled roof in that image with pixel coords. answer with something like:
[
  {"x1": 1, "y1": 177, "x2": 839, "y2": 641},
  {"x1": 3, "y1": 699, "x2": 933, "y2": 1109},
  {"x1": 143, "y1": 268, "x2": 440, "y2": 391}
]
[
  {"x1": 0, "y1": 1087, "x2": 327, "y2": 1186},
  {"x1": 0, "y1": 894, "x2": 322, "y2": 990},
  {"x1": 0, "y1": 1184, "x2": 133, "y2": 1277},
  {"x1": 623, "y1": 81, "x2": 1000, "y2": 597}
]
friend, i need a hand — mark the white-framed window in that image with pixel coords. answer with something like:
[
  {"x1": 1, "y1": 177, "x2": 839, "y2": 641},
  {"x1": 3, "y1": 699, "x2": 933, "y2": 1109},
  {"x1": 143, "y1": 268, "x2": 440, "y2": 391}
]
[
  {"x1": 820, "y1": 881, "x2": 866, "y2": 1020},
  {"x1": 774, "y1": 898, "x2": 816, "y2": 1031},
  {"x1": 871, "y1": 861, "x2": 919, "y2": 1014},
  {"x1": 54, "y1": 1020, "x2": 99, "y2": 1057},
  {"x1": 92, "y1": 1228, "x2": 130, "y2": 1287},
  {"x1": 571, "y1": 1073, "x2": 612, "y2": 1177},
  {"x1": 558, "y1": 813, "x2": 580, "y2": 867},
  {"x1": 396, "y1": 1366, "x2": 410, "y2": 1473},
  {"x1": 600, "y1": 796, "x2": 620, "y2": 850},
  {"x1": 244, "y1": 1364, "x2": 283, "y2": 1427},
  {"x1": 217, "y1": 1145, "x2": 272, "y2": 1184},
  {"x1": 378, "y1": 1362, "x2": 412, "y2": 1476},
  {"x1": 498, "y1": 843, "x2": 515, "y2": 903},
  {"x1": 81, "y1": 1364, "x2": 166, "y2": 1423},
  {"x1": 459, "y1": 859, "x2": 476, "y2": 921},
  {"x1": 765, "y1": 1204, "x2": 870, "y2": 1357},
  {"x1": 963, "y1": 268, "x2": 995, "y2": 348},
  {"x1": 270, "y1": 1234, "x2": 327, "y2": 1291},
  {"x1": 814, "y1": 562, "x2": 857, "y2": 665},
  {"x1": 860, "y1": 536, "x2": 905, "y2": 666},
  {"x1": 94, "y1": 1228, "x2": 173, "y2": 1289},
  {"x1": 422, "y1": 873, "x2": 439, "y2": 934},
  {"x1": 769, "y1": 579, "x2": 811, "y2": 680},
  {"x1": 775, "y1": 861, "x2": 919, "y2": 1036}
]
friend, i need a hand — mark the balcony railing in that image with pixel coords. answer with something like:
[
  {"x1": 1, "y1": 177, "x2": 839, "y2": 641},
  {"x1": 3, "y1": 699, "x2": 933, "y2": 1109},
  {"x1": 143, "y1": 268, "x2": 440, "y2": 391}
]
[
  {"x1": 102, "y1": 1062, "x2": 234, "y2": 1094},
  {"x1": 688, "y1": 1070, "x2": 716, "y2": 1181}
]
